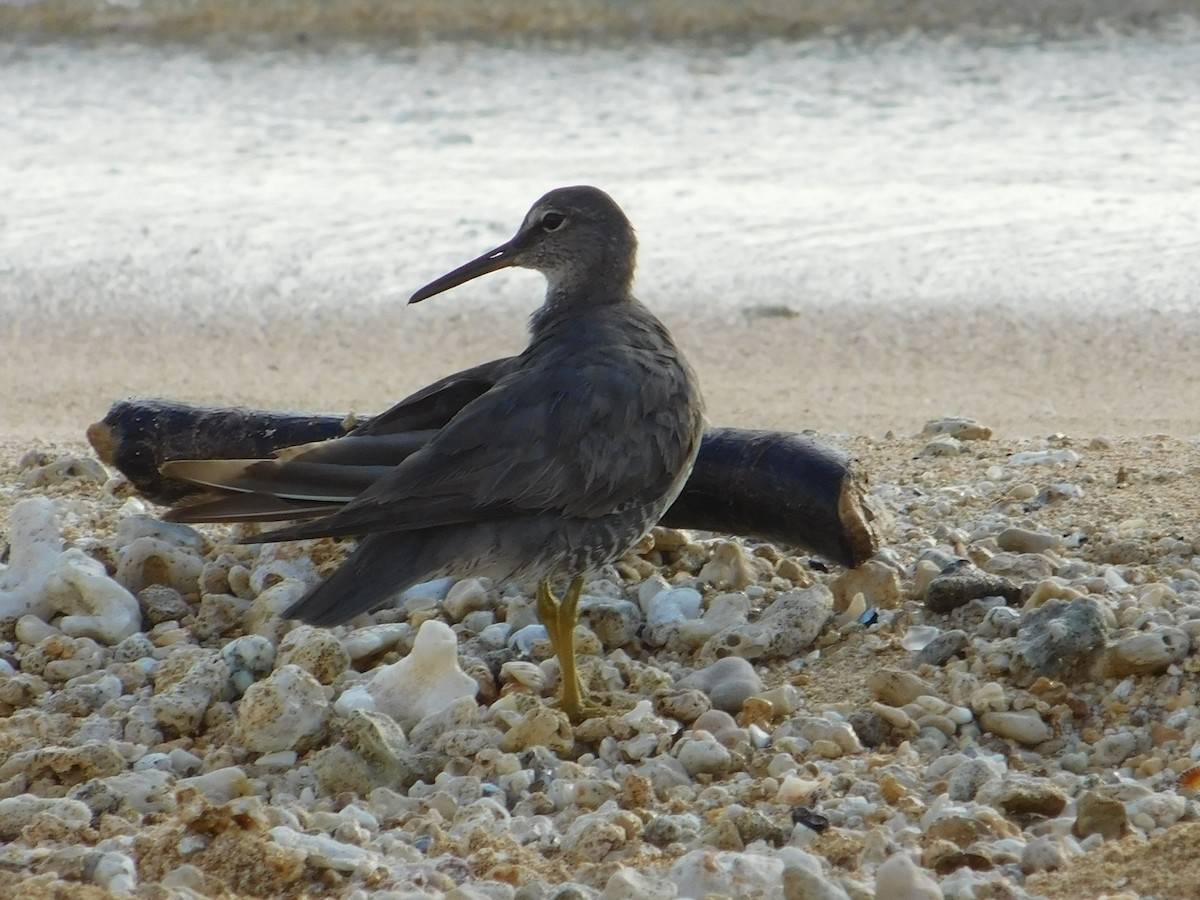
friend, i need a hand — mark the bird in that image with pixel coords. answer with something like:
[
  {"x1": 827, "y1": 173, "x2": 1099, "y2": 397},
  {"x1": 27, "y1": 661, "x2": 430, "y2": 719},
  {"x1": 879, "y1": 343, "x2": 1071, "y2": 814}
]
[{"x1": 162, "y1": 185, "x2": 706, "y2": 722}]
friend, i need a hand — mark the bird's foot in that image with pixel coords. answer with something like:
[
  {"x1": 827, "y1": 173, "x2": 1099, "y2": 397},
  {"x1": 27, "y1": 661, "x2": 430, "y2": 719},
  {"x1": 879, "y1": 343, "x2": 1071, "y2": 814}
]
[{"x1": 536, "y1": 575, "x2": 602, "y2": 723}]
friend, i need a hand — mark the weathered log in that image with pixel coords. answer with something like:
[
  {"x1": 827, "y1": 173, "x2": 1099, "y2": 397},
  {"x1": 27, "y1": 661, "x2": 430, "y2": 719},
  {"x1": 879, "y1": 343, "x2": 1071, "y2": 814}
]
[{"x1": 88, "y1": 397, "x2": 882, "y2": 568}]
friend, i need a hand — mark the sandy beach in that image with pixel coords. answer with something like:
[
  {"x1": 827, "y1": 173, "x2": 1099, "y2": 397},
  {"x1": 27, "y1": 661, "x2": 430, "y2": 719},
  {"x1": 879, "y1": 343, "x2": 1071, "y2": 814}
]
[
  {"x1": 6, "y1": 299, "x2": 1200, "y2": 450},
  {"x1": 4, "y1": 22, "x2": 1200, "y2": 900}
]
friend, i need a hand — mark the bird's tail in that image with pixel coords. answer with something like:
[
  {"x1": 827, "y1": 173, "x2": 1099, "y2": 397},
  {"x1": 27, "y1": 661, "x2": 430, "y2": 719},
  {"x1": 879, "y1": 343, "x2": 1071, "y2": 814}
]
[{"x1": 282, "y1": 524, "x2": 512, "y2": 627}]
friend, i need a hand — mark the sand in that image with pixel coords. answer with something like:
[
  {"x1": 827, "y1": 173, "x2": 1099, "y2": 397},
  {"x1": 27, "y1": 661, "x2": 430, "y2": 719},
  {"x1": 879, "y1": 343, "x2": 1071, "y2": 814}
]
[{"x1": 5, "y1": 299, "x2": 1200, "y2": 450}]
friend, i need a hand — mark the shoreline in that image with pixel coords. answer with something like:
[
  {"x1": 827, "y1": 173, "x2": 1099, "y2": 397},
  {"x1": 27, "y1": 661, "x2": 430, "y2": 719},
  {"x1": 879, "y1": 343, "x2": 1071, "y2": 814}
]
[{"x1": 6, "y1": 303, "x2": 1199, "y2": 448}]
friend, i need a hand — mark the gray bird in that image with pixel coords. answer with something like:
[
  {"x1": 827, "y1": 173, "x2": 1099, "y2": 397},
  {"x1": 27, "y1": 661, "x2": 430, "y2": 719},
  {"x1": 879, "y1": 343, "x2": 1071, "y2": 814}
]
[{"x1": 163, "y1": 185, "x2": 705, "y2": 721}]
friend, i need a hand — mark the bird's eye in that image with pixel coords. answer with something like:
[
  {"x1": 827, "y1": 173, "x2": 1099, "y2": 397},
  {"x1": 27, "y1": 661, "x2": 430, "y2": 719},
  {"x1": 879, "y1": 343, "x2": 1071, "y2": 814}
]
[{"x1": 540, "y1": 212, "x2": 565, "y2": 232}]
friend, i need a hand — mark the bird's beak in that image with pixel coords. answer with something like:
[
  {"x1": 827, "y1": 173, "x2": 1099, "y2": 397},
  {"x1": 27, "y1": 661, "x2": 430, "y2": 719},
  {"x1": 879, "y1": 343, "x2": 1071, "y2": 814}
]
[{"x1": 409, "y1": 239, "x2": 520, "y2": 304}]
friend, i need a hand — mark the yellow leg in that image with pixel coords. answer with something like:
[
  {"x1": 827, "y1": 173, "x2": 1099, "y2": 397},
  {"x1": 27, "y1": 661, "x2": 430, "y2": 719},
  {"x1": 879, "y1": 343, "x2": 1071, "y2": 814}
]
[{"x1": 536, "y1": 576, "x2": 590, "y2": 722}]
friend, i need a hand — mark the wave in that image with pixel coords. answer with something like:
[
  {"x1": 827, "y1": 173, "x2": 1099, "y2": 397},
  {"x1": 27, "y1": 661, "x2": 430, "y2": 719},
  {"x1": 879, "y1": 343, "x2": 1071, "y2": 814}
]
[{"x1": 2, "y1": 0, "x2": 1198, "y2": 45}]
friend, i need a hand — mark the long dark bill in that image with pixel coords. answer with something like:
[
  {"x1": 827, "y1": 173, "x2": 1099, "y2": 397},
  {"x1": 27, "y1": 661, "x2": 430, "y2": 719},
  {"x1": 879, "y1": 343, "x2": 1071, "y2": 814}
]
[{"x1": 409, "y1": 240, "x2": 520, "y2": 304}]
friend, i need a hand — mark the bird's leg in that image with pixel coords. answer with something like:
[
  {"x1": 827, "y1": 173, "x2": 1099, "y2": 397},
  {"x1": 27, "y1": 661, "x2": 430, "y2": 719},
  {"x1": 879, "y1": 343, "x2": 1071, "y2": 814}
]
[{"x1": 536, "y1": 575, "x2": 589, "y2": 722}]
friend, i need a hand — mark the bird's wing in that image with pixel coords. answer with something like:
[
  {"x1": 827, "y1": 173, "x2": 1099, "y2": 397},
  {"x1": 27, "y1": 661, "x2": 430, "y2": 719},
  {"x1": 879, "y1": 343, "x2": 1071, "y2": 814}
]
[
  {"x1": 162, "y1": 357, "x2": 517, "y2": 524},
  {"x1": 257, "y1": 342, "x2": 701, "y2": 543},
  {"x1": 350, "y1": 356, "x2": 515, "y2": 436}
]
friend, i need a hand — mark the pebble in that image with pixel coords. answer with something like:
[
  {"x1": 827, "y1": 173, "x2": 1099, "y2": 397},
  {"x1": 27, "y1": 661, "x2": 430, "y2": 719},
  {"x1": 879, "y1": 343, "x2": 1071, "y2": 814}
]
[
  {"x1": 922, "y1": 416, "x2": 993, "y2": 441},
  {"x1": 0, "y1": 795, "x2": 92, "y2": 840},
  {"x1": 677, "y1": 656, "x2": 764, "y2": 713},
  {"x1": 924, "y1": 568, "x2": 1020, "y2": 613},
  {"x1": 675, "y1": 734, "x2": 734, "y2": 776},
  {"x1": 1073, "y1": 790, "x2": 1129, "y2": 840},
  {"x1": 701, "y1": 585, "x2": 833, "y2": 662},
  {"x1": 237, "y1": 663, "x2": 330, "y2": 753},
  {"x1": 996, "y1": 526, "x2": 1062, "y2": 554},
  {"x1": 913, "y1": 629, "x2": 969, "y2": 667},
  {"x1": 277, "y1": 624, "x2": 352, "y2": 684},
  {"x1": 1099, "y1": 627, "x2": 1189, "y2": 677},
  {"x1": 3, "y1": 434, "x2": 1198, "y2": 898},
  {"x1": 980, "y1": 709, "x2": 1052, "y2": 746},
  {"x1": 115, "y1": 535, "x2": 204, "y2": 595},
  {"x1": 874, "y1": 853, "x2": 943, "y2": 899},
  {"x1": 1010, "y1": 596, "x2": 1108, "y2": 685},
  {"x1": 364, "y1": 619, "x2": 479, "y2": 729}
]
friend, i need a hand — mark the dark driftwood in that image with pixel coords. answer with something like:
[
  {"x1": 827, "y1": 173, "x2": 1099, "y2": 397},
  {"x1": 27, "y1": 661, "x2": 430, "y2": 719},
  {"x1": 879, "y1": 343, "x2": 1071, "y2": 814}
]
[{"x1": 88, "y1": 397, "x2": 881, "y2": 568}]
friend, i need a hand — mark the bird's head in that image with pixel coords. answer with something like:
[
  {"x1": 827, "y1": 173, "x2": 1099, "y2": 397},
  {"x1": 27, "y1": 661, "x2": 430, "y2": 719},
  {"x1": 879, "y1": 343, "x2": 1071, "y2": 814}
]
[{"x1": 409, "y1": 185, "x2": 637, "y2": 307}]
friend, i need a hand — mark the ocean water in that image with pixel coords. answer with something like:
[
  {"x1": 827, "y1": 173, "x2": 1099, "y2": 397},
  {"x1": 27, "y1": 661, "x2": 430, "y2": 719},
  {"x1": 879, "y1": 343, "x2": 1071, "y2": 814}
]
[{"x1": 1, "y1": 9, "x2": 1198, "y2": 322}]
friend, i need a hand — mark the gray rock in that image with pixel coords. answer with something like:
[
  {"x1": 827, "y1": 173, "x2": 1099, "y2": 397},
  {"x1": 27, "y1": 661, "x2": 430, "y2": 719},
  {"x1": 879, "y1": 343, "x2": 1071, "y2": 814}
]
[
  {"x1": 1073, "y1": 790, "x2": 1128, "y2": 840},
  {"x1": 1010, "y1": 597, "x2": 1108, "y2": 686},
  {"x1": 980, "y1": 709, "x2": 1052, "y2": 746},
  {"x1": 913, "y1": 629, "x2": 969, "y2": 667},
  {"x1": 946, "y1": 758, "x2": 997, "y2": 801},
  {"x1": 678, "y1": 657, "x2": 763, "y2": 714},
  {"x1": 990, "y1": 777, "x2": 1068, "y2": 817},
  {"x1": 921, "y1": 416, "x2": 993, "y2": 441},
  {"x1": 996, "y1": 527, "x2": 1062, "y2": 554},
  {"x1": 925, "y1": 569, "x2": 1021, "y2": 613},
  {"x1": 1099, "y1": 628, "x2": 1189, "y2": 677}
]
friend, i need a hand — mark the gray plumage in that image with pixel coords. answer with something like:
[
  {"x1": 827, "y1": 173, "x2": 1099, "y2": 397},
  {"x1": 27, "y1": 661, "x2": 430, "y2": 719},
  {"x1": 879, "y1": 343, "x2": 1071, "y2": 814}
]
[{"x1": 165, "y1": 186, "x2": 705, "y2": 634}]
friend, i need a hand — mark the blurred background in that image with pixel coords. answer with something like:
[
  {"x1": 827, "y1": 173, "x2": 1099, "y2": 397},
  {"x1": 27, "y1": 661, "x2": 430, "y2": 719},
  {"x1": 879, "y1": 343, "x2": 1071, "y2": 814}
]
[{"x1": 2, "y1": 1, "x2": 1198, "y2": 439}]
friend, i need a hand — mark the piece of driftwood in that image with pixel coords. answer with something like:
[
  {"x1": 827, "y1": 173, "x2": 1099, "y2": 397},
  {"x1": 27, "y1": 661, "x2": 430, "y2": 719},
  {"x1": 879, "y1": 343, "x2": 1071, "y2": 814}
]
[{"x1": 88, "y1": 397, "x2": 882, "y2": 568}]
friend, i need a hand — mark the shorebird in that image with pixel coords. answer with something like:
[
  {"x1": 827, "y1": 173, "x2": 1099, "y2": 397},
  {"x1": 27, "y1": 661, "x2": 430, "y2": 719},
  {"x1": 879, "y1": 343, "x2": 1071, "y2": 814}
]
[{"x1": 163, "y1": 186, "x2": 705, "y2": 721}]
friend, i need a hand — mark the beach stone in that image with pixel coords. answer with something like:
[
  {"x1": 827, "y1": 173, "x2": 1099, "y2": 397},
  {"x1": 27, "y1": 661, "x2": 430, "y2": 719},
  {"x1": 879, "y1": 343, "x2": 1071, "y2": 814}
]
[
  {"x1": 1073, "y1": 790, "x2": 1129, "y2": 840},
  {"x1": 1021, "y1": 836, "x2": 1069, "y2": 874},
  {"x1": 1010, "y1": 597, "x2": 1108, "y2": 685},
  {"x1": 864, "y1": 672, "x2": 926, "y2": 710},
  {"x1": 138, "y1": 584, "x2": 191, "y2": 625},
  {"x1": 44, "y1": 549, "x2": 142, "y2": 645},
  {"x1": 643, "y1": 813, "x2": 702, "y2": 847},
  {"x1": 580, "y1": 596, "x2": 642, "y2": 648},
  {"x1": 656, "y1": 688, "x2": 712, "y2": 724},
  {"x1": 341, "y1": 622, "x2": 412, "y2": 662},
  {"x1": 997, "y1": 526, "x2": 1062, "y2": 554},
  {"x1": 947, "y1": 758, "x2": 999, "y2": 802},
  {"x1": 443, "y1": 577, "x2": 491, "y2": 621},
  {"x1": 991, "y1": 777, "x2": 1068, "y2": 817},
  {"x1": 499, "y1": 706, "x2": 573, "y2": 754},
  {"x1": 675, "y1": 592, "x2": 752, "y2": 649},
  {"x1": 0, "y1": 795, "x2": 92, "y2": 841},
  {"x1": 913, "y1": 629, "x2": 969, "y2": 667},
  {"x1": 1090, "y1": 732, "x2": 1138, "y2": 767},
  {"x1": 980, "y1": 709, "x2": 1051, "y2": 746},
  {"x1": 924, "y1": 568, "x2": 1020, "y2": 613},
  {"x1": 277, "y1": 624, "x2": 351, "y2": 684},
  {"x1": 365, "y1": 619, "x2": 479, "y2": 730},
  {"x1": 675, "y1": 735, "x2": 733, "y2": 777},
  {"x1": 831, "y1": 560, "x2": 902, "y2": 612},
  {"x1": 919, "y1": 436, "x2": 963, "y2": 457},
  {"x1": 922, "y1": 416, "x2": 992, "y2": 440},
  {"x1": 677, "y1": 657, "x2": 763, "y2": 713},
  {"x1": 847, "y1": 710, "x2": 894, "y2": 748},
  {"x1": 310, "y1": 709, "x2": 418, "y2": 795},
  {"x1": 700, "y1": 585, "x2": 832, "y2": 663},
  {"x1": 698, "y1": 540, "x2": 757, "y2": 590},
  {"x1": 782, "y1": 863, "x2": 849, "y2": 900},
  {"x1": 670, "y1": 849, "x2": 784, "y2": 898},
  {"x1": 237, "y1": 663, "x2": 329, "y2": 754},
  {"x1": 151, "y1": 653, "x2": 231, "y2": 734},
  {"x1": 604, "y1": 867, "x2": 677, "y2": 899},
  {"x1": 192, "y1": 591, "x2": 251, "y2": 639},
  {"x1": 0, "y1": 497, "x2": 62, "y2": 621},
  {"x1": 874, "y1": 853, "x2": 942, "y2": 899},
  {"x1": 115, "y1": 536, "x2": 204, "y2": 595},
  {"x1": 982, "y1": 551, "x2": 1054, "y2": 581},
  {"x1": 220, "y1": 634, "x2": 277, "y2": 695},
  {"x1": 1098, "y1": 628, "x2": 1189, "y2": 677}
]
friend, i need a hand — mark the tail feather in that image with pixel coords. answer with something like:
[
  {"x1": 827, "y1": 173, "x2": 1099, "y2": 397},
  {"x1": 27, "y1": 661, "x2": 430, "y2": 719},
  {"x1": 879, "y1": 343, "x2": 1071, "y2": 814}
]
[
  {"x1": 283, "y1": 528, "x2": 480, "y2": 626},
  {"x1": 164, "y1": 492, "x2": 337, "y2": 524}
]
